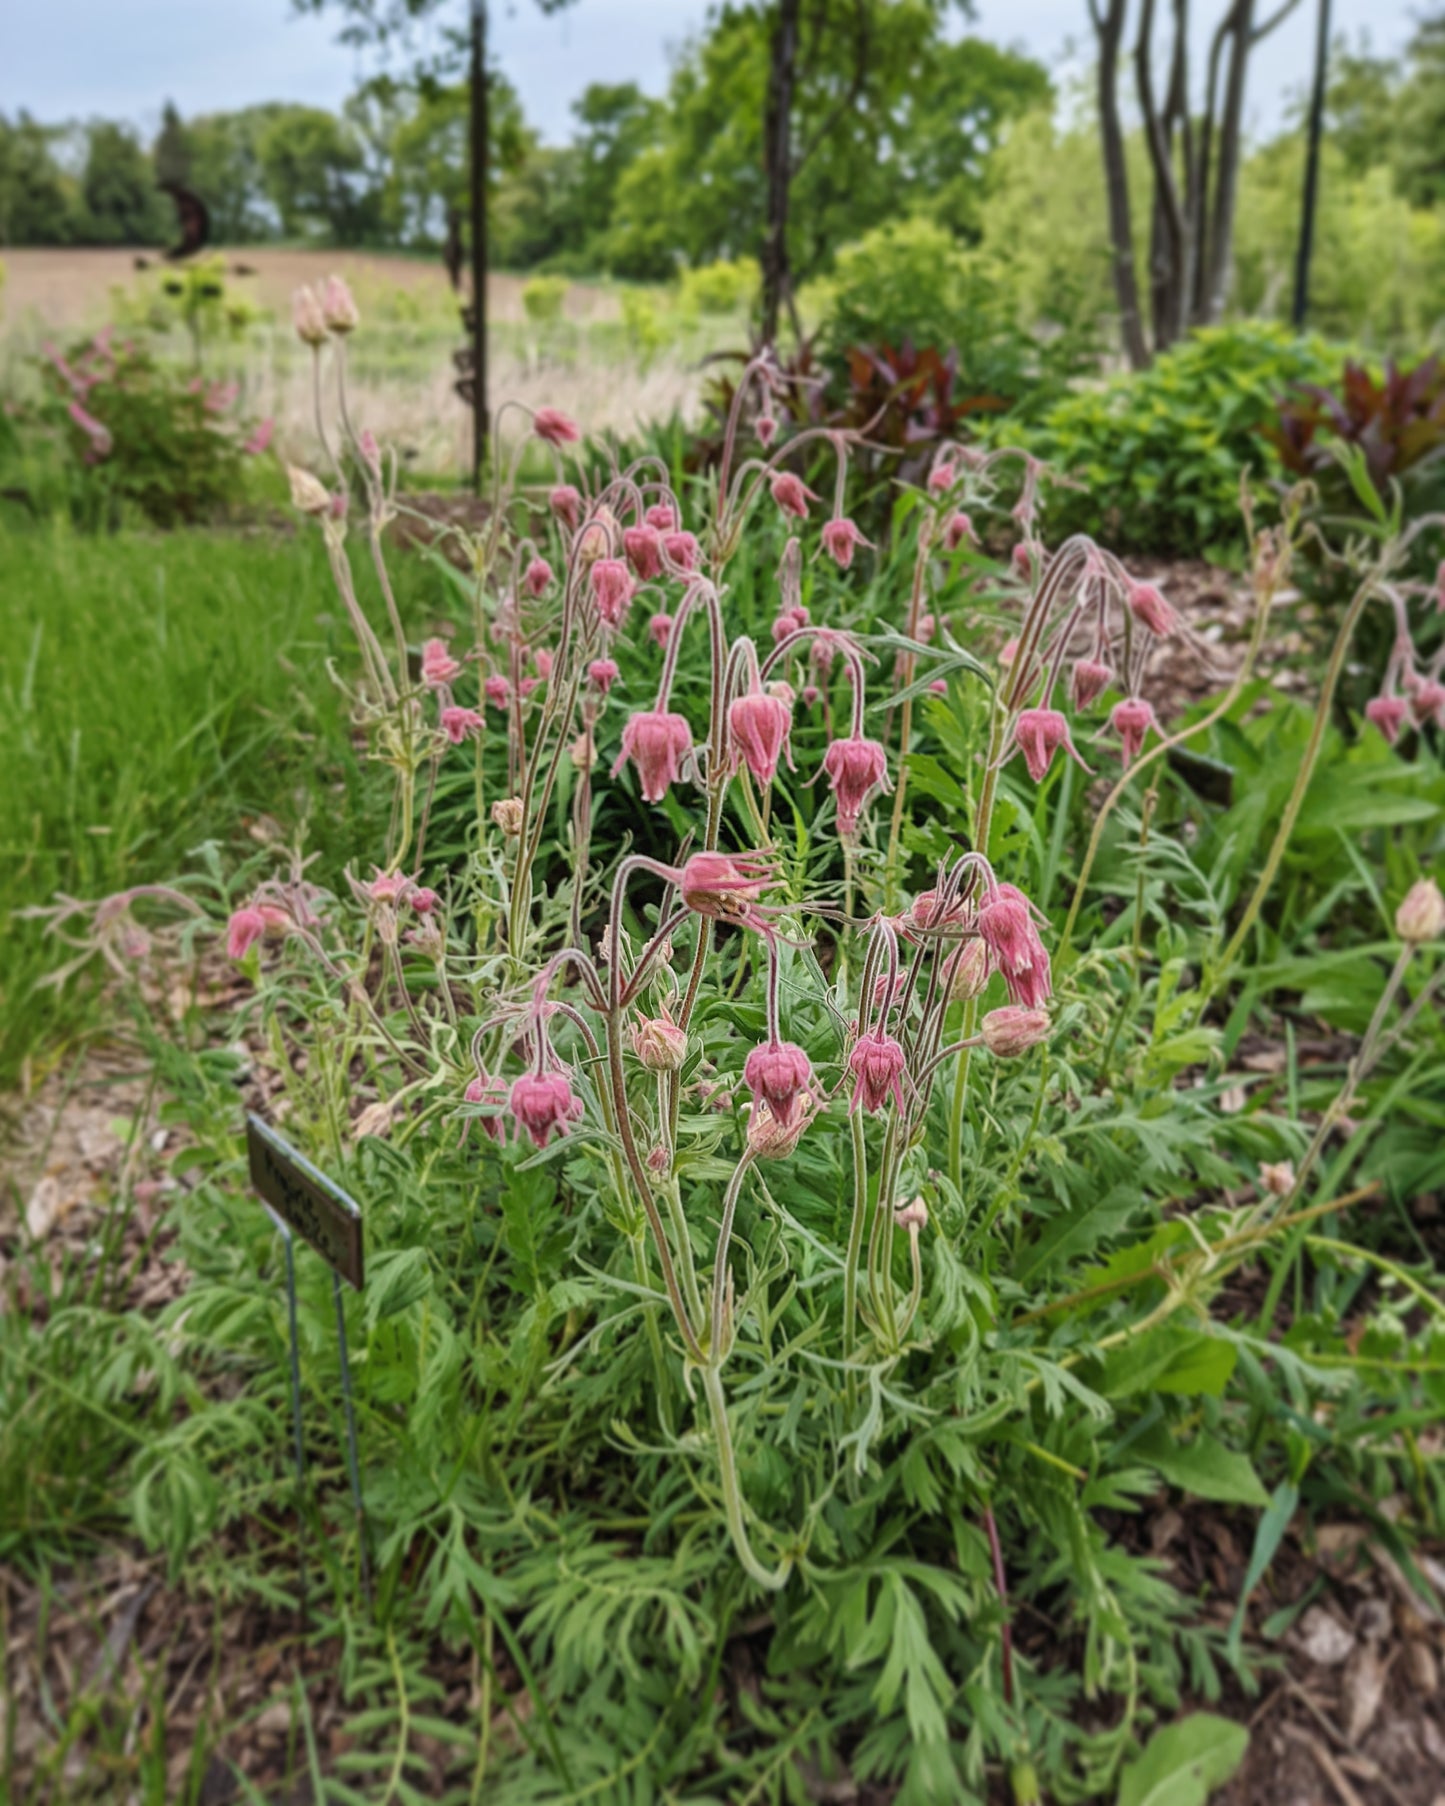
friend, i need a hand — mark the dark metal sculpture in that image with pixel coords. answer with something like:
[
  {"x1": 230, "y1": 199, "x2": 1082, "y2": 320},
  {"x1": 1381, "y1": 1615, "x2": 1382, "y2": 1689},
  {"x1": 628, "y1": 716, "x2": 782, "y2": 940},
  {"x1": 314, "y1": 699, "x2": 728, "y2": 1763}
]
[{"x1": 159, "y1": 182, "x2": 211, "y2": 261}]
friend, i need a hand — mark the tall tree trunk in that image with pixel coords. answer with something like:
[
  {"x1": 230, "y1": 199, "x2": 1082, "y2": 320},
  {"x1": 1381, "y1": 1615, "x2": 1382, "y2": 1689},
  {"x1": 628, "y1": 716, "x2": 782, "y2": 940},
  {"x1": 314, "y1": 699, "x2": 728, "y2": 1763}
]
[
  {"x1": 1202, "y1": 0, "x2": 1253, "y2": 321},
  {"x1": 1135, "y1": 0, "x2": 1190, "y2": 352},
  {"x1": 1292, "y1": 0, "x2": 1331, "y2": 325},
  {"x1": 760, "y1": 0, "x2": 800, "y2": 349},
  {"x1": 1094, "y1": 0, "x2": 1151, "y2": 369},
  {"x1": 469, "y1": 0, "x2": 489, "y2": 490}
]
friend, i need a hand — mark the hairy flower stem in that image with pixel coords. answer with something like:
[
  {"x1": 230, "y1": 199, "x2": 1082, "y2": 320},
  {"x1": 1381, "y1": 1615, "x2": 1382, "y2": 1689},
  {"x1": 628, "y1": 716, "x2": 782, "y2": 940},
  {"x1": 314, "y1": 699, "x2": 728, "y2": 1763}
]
[
  {"x1": 843, "y1": 1109, "x2": 869, "y2": 1405},
  {"x1": 699, "y1": 1364, "x2": 792, "y2": 1592},
  {"x1": 1203, "y1": 567, "x2": 1378, "y2": 1000},
  {"x1": 710, "y1": 1153, "x2": 756, "y2": 1356}
]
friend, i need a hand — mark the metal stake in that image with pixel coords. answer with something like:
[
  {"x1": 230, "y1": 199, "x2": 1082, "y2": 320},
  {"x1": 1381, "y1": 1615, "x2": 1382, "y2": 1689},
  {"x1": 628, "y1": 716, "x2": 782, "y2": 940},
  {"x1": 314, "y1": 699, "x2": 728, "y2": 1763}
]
[
  {"x1": 332, "y1": 1268, "x2": 373, "y2": 1611},
  {"x1": 271, "y1": 1207, "x2": 309, "y2": 1631}
]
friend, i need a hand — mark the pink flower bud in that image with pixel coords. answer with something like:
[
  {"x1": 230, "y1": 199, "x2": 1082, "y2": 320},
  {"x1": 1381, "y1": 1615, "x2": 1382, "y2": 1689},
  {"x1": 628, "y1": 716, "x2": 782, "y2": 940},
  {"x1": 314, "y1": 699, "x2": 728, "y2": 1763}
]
[
  {"x1": 632, "y1": 1014, "x2": 689, "y2": 1071},
  {"x1": 1259, "y1": 1160, "x2": 1295, "y2": 1198},
  {"x1": 978, "y1": 883, "x2": 1051, "y2": 1010},
  {"x1": 802, "y1": 683, "x2": 820, "y2": 707},
  {"x1": 421, "y1": 638, "x2": 460, "y2": 686},
  {"x1": 944, "y1": 511, "x2": 975, "y2": 552},
  {"x1": 848, "y1": 1029, "x2": 906, "y2": 1114},
  {"x1": 822, "y1": 736, "x2": 889, "y2": 836},
  {"x1": 662, "y1": 530, "x2": 700, "y2": 572},
  {"x1": 728, "y1": 687, "x2": 794, "y2": 785},
  {"x1": 1011, "y1": 543, "x2": 1033, "y2": 578},
  {"x1": 288, "y1": 466, "x2": 330, "y2": 515},
  {"x1": 519, "y1": 677, "x2": 539, "y2": 699},
  {"x1": 895, "y1": 1197, "x2": 928, "y2": 1231},
  {"x1": 440, "y1": 706, "x2": 485, "y2": 743},
  {"x1": 588, "y1": 658, "x2": 619, "y2": 695},
  {"x1": 1411, "y1": 678, "x2": 1445, "y2": 727},
  {"x1": 484, "y1": 675, "x2": 511, "y2": 710},
  {"x1": 1396, "y1": 877, "x2": 1445, "y2": 943},
  {"x1": 645, "y1": 501, "x2": 678, "y2": 533},
  {"x1": 549, "y1": 484, "x2": 582, "y2": 530},
  {"x1": 1126, "y1": 580, "x2": 1178, "y2": 637},
  {"x1": 321, "y1": 275, "x2": 359, "y2": 334},
  {"x1": 1011, "y1": 709, "x2": 1090, "y2": 783},
  {"x1": 980, "y1": 1006, "x2": 1051, "y2": 1057},
  {"x1": 623, "y1": 524, "x2": 664, "y2": 580},
  {"x1": 533, "y1": 406, "x2": 580, "y2": 446},
  {"x1": 508, "y1": 1071, "x2": 582, "y2": 1147},
  {"x1": 678, "y1": 852, "x2": 776, "y2": 931},
  {"x1": 756, "y1": 413, "x2": 778, "y2": 448},
  {"x1": 647, "y1": 611, "x2": 673, "y2": 649},
  {"x1": 745, "y1": 1093, "x2": 813, "y2": 1159},
  {"x1": 769, "y1": 471, "x2": 819, "y2": 519},
  {"x1": 772, "y1": 606, "x2": 807, "y2": 646},
  {"x1": 928, "y1": 460, "x2": 956, "y2": 494},
  {"x1": 590, "y1": 558, "x2": 635, "y2": 629},
  {"x1": 1071, "y1": 658, "x2": 1112, "y2": 711},
  {"x1": 464, "y1": 1071, "x2": 506, "y2": 1142},
  {"x1": 612, "y1": 709, "x2": 692, "y2": 802},
  {"x1": 1365, "y1": 694, "x2": 1408, "y2": 744},
  {"x1": 524, "y1": 556, "x2": 554, "y2": 598},
  {"x1": 292, "y1": 284, "x2": 328, "y2": 346},
  {"x1": 492, "y1": 797, "x2": 524, "y2": 835},
  {"x1": 409, "y1": 888, "x2": 440, "y2": 914},
  {"x1": 226, "y1": 907, "x2": 266, "y2": 961},
  {"x1": 946, "y1": 937, "x2": 992, "y2": 1003},
  {"x1": 821, "y1": 516, "x2": 872, "y2": 570},
  {"x1": 1111, "y1": 696, "x2": 1156, "y2": 765},
  {"x1": 533, "y1": 648, "x2": 554, "y2": 680},
  {"x1": 743, "y1": 1040, "x2": 813, "y2": 1130}
]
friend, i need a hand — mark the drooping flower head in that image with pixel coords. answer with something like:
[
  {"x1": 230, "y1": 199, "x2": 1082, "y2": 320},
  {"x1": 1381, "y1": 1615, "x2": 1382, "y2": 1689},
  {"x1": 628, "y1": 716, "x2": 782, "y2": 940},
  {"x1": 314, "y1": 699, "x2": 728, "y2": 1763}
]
[
  {"x1": 772, "y1": 605, "x2": 809, "y2": 646},
  {"x1": 613, "y1": 710, "x2": 692, "y2": 802},
  {"x1": 483, "y1": 675, "x2": 511, "y2": 710},
  {"x1": 1071, "y1": 658, "x2": 1112, "y2": 711},
  {"x1": 1111, "y1": 696, "x2": 1156, "y2": 765},
  {"x1": 227, "y1": 907, "x2": 266, "y2": 961},
  {"x1": 945, "y1": 937, "x2": 992, "y2": 1003},
  {"x1": 848, "y1": 1029, "x2": 907, "y2": 1115},
  {"x1": 743, "y1": 1039, "x2": 813, "y2": 1131},
  {"x1": 464, "y1": 1071, "x2": 507, "y2": 1142},
  {"x1": 590, "y1": 558, "x2": 635, "y2": 629},
  {"x1": 977, "y1": 882, "x2": 1051, "y2": 1010},
  {"x1": 823, "y1": 736, "x2": 889, "y2": 836},
  {"x1": 524, "y1": 556, "x2": 554, "y2": 598},
  {"x1": 756, "y1": 414, "x2": 778, "y2": 449},
  {"x1": 421, "y1": 638, "x2": 460, "y2": 686},
  {"x1": 532, "y1": 406, "x2": 580, "y2": 446},
  {"x1": 508, "y1": 1071, "x2": 583, "y2": 1148},
  {"x1": 623, "y1": 524, "x2": 663, "y2": 581},
  {"x1": 645, "y1": 501, "x2": 678, "y2": 533},
  {"x1": 944, "y1": 511, "x2": 976, "y2": 552},
  {"x1": 1365, "y1": 694, "x2": 1408, "y2": 744},
  {"x1": 980, "y1": 1006, "x2": 1051, "y2": 1057},
  {"x1": 549, "y1": 484, "x2": 582, "y2": 531},
  {"x1": 1396, "y1": 877, "x2": 1445, "y2": 944},
  {"x1": 1411, "y1": 678, "x2": 1445, "y2": 728},
  {"x1": 928, "y1": 460, "x2": 957, "y2": 494},
  {"x1": 292, "y1": 284, "x2": 328, "y2": 346},
  {"x1": 1126, "y1": 580, "x2": 1178, "y2": 638},
  {"x1": 440, "y1": 706, "x2": 485, "y2": 743},
  {"x1": 632, "y1": 1013, "x2": 689, "y2": 1071},
  {"x1": 678, "y1": 852, "x2": 778, "y2": 934},
  {"x1": 821, "y1": 516, "x2": 872, "y2": 571},
  {"x1": 648, "y1": 612, "x2": 674, "y2": 650},
  {"x1": 588, "y1": 657, "x2": 619, "y2": 695},
  {"x1": 663, "y1": 530, "x2": 700, "y2": 572},
  {"x1": 770, "y1": 471, "x2": 819, "y2": 520},
  {"x1": 1011, "y1": 709, "x2": 1091, "y2": 783},
  {"x1": 728, "y1": 684, "x2": 794, "y2": 785}
]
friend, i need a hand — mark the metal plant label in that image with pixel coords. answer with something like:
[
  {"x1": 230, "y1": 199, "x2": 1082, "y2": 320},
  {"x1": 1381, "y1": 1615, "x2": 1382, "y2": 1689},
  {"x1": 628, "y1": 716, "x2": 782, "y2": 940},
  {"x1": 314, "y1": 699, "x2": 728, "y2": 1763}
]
[{"x1": 246, "y1": 1115, "x2": 365, "y2": 1290}]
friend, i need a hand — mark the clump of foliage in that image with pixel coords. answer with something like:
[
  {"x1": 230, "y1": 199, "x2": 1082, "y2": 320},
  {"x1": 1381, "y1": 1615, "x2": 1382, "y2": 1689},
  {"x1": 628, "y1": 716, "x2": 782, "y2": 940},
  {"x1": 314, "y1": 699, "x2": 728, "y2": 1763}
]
[
  {"x1": 15, "y1": 288, "x2": 1445, "y2": 1805},
  {"x1": 26, "y1": 324, "x2": 274, "y2": 528},
  {"x1": 1264, "y1": 353, "x2": 1445, "y2": 501},
  {"x1": 1031, "y1": 324, "x2": 1339, "y2": 555}
]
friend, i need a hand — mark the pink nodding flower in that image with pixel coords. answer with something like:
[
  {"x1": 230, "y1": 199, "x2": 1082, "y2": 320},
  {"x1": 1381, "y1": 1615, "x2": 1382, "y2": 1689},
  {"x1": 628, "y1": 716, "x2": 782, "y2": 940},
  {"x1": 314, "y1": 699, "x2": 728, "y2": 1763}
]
[
  {"x1": 549, "y1": 484, "x2": 582, "y2": 530},
  {"x1": 1411, "y1": 678, "x2": 1445, "y2": 727},
  {"x1": 1011, "y1": 708, "x2": 1091, "y2": 783},
  {"x1": 533, "y1": 648, "x2": 554, "y2": 680},
  {"x1": 292, "y1": 284, "x2": 327, "y2": 345},
  {"x1": 980, "y1": 1006, "x2": 1051, "y2": 1057},
  {"x1": 823, "y1": 736, "x2": 889, "y2": 836},
  {"x1": 1011, "y1": 543, "x2": 1034, "y2": 578},
  {"x1": 533, "y1": 406, "x2": 580, "y2": 446},
  {"x1": 772, "y1": 605, "x2": 808, "y2": 646},
  {"x1": 588, "y1": 658, "x2": 619, "y2": 695},
  {"x1": 648, "y1": 612, "x2": 674, "y2": 650},
  {"x1": 520, "y1": 677, "x2": 540, "y2": 699},
  {"x1": 1366, "y1": 694, "x2": 1408, "y2": 744},
  {"x1": 645, "y1": 501, "x2": 678, "y2": 533},
  {"x1": 1111, "y1": 696, "x2": 1156, "y2": 765},
  {"x1": 242, "y1": 418, "x2": 275, "y2": 457},
  {"x1": 928, "y1": 460, "x2": 957, "y2": 494},
  {"x1": 944, "y1": 511, "x2": 975, "y2": 551},
  {"x1": 483, "y1": 675, "x2": 511, "y2": 710},
  {"x1": 508, "y1": 1071, "x2": 582, "y2": 1148},
  {"x1": 1072, "y1": 659, "x2": 1112, "y2": 711},
  {"x1": 226, "y1": 907, "x2": 266, "y2": 961},
  {"x1": 663, "y1": 529, "x2": 700, "y2": 572},
  {"x1": 367, "y1": 870, "x2": 407, "y2": 904},
  {"x1": 678, "y1": 851, "x2": 777, "y2": 932},
  {"x1": 848, "y1": 1029, "x2": 907, "y2": 1115},
  {"x1": 464, "y1": 1072, "x2": 507, "y2": 1142},
  {"x1": 978, "y1": 883, "x2": 1051, "y2": 1010},
  {"x1": 1127, "y1": 580, "x2": 1178, "y2": 637},
  {"x1": 524, "y1": 556, "x2": 554, "y2": 598},
  {"x1": 590, "y1": 558, "x2": 635, "y2": 628},
  {"x1": 623, "y1": 524, "x2": 664, "y2": 580},
  {"x1": 409, "y1": 887, "x2": 440, "y2": 914},
  {"x1": 728, "y1": 686, "x2": 794, "y2": 785},
  {"x1": 613, "y1": 710, "x2": 692, "y2": 802},
  {"x1": 756, "y1": 413, "x2": 778, "y2": 449},
  {"x1": 744, "y1": 1040, "x2": 813, "y2": 1130},
  {"x1": 632, "y1": 1013, "x2": 688, "y2": 1071},
  {"x1": 421, "y1": 638, "x2": 461, "y2": 686},
  {"x1": 441, "y1": 706, "x2": 485, "y2": 743},
  {"x1": 321, "y1": 275, "x2": 359, "y2": 334},
  {"x1": 770, "y1": 471, "x2": 819, "y2": 519},
  {"x1": 821, "y1": 516, "x2": 872, "y2": 570}
]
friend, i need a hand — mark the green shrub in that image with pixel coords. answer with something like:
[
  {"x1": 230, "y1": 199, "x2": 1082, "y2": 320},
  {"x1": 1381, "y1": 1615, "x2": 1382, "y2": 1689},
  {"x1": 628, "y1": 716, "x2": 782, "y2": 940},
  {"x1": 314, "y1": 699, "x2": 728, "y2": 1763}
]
[
  {"x1": 1031, "y1": 324, "x2": 1339, "y2": 555},
  {"x1": 678, "y1": 256, "x2": 759, "y2": 317},
  {"x1": 521, "y1": 273, "x2": 570, "y2": 326}
]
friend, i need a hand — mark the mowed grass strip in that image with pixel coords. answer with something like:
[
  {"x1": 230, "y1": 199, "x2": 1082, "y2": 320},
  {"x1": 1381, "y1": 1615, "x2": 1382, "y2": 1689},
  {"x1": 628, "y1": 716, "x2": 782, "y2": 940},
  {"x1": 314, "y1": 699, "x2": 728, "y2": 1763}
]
[{"x1": 0, "y1": 519, "x2": 434, "y2": 1082}]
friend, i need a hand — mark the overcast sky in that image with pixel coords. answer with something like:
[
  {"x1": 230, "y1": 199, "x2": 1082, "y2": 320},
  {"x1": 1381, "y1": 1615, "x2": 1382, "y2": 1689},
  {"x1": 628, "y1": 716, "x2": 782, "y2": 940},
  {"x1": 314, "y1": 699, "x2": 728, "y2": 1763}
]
[{"x1": 0, "y1": 0, "x2": 1425, "y2": 146}]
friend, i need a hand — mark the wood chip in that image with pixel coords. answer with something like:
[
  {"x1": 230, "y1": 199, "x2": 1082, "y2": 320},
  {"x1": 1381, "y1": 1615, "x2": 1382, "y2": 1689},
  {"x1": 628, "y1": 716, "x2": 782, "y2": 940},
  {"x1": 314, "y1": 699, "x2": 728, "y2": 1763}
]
[{"x1": 1281, "y1": 1723, "x2": 1367, "y2": 1806}]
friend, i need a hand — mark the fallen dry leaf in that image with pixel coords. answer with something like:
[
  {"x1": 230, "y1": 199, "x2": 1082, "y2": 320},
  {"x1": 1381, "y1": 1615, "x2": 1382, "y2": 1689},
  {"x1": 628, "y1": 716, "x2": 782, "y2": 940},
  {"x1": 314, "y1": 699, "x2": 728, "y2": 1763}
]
[
  {"x1": 1340, "y1": 1642, "x2": 1389, "y2": 1743},
  {"x1": 1294, "y1": 1605, "x2": 1355, "y2": 1668}
]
